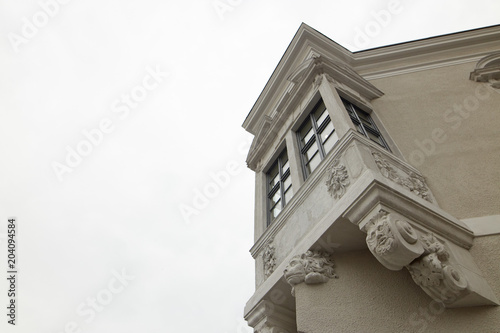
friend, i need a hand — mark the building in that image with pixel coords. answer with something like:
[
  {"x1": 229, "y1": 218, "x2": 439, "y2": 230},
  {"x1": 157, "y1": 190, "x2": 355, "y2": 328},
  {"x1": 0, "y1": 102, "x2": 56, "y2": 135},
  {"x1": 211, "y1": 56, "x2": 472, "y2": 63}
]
[{"x1": 242, "y1": 23, "x2": 500, "y2": 333}]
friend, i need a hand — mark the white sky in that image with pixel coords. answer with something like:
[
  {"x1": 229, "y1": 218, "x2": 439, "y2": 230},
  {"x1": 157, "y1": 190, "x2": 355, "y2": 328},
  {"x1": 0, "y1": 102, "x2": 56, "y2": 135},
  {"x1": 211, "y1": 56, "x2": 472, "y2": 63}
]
[{"x1": 0, "y1": 1, "x2": 499, "y2": 332}]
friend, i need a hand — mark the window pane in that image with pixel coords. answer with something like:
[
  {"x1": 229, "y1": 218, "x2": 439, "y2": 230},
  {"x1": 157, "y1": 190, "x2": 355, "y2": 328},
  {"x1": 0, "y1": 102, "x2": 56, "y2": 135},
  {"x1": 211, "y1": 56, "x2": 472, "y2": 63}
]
[
  {"x1": 356, "y1": 109, "x2": 371, "y2": 122},
  {"x1": 315, "y1": 107, "x2": 329, "y2": 126},
  {"x1": 360, "y1": 117, "x2": 373, "y2": 129},
  {"x1": 319, "y1": 121, "x2": 334, "y2": 143},
  {"x1": 269, "y1": 174, "x2": 280, "y2": 189},
  {"x1": 366, "y1": 130, "x2": 383, "y2": 145},
  {"x1": 355, "y1": 124, "x2": 364, "y2": 134},
  {"x1": 282, "y1": 160, "x2": 290, "y2": 173},
  {"x1": 305, "y1": 143, "x2": 319, "y2": 161},
  {"x1": 323, "y1": 131, "x2": 338, "y2": 154},
  {"x1": 306, "y1": 153, "x2": 321, "y2": 174},
  {"x1": 268, "y1": 163, "x2": 279, "y2": 188},
  {"x1": 343, "y1": 101, "x2": 355, "y2": 117},
  {"x1": 270, "y1": 190, "x2": 281, "y2": 207},
  {"x1": 300, "y1": 124, "x2": 314, "y2": 145},
  {"x1": 284, "y1": 187, "x2": 293, "y2": 204},
  {"x1": 271, "y1": 205, "x2": 281, "y2": 219},
  {"x1": 283, "y1": 175, "x2": 292, "y2": 191}
]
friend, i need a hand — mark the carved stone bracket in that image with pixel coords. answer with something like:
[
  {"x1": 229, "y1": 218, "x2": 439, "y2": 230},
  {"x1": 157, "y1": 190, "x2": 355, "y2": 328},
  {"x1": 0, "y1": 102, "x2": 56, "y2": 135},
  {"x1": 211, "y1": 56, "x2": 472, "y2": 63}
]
[
  {"x1": 407, "y1": 234, "x2": 468, "y2": 304},
  {"x1": 363, "y1": 210, "x2": 424, "y2": 270},
  {"x1": 263, "y1": 239, "x2": 277, "y2": 279},
  {"x1": 358, "y1": 207, "x2": 499, "y2": 307},
  {"x1": 325, "y1": 159, "x2": 350, "y2": 199},
  {"x1": 283, "y1": 251, "x2": 338, "y2": 296},
  {"x1": 372, "y1": 151, "x2": 432, "y2": 202}
]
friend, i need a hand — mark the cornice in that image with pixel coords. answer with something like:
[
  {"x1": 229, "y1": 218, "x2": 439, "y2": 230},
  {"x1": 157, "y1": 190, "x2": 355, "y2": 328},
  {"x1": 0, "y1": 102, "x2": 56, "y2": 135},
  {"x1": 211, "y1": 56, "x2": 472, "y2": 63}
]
[
  {"x1": 353, "y1": 25, "x2": 500, "y2": 69},
  {"x1": 242, "y1": 23, "x2": 354, "y2": 135},
  {"x1": 243, "y1": 24, "x2": 500, "y2": 135}
]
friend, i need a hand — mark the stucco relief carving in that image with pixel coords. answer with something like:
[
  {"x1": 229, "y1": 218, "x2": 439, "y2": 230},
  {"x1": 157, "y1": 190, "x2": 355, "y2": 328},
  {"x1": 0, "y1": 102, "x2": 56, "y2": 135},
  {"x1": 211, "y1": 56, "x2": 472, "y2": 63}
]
[
  {"x1": 325, "y1": 159, "x2": 350, "y2": 199},
  {"x1": 372, "y1": 152, "x2": 432, "y2": 202},
  {"x1": 364, "y1": 210, "x2": 424, "y2": 270},
  {"x1": 283, "y1": 251, "x2": 338, "y2": 296},
  {"x1": 263, "y1": 239, "x2": 276, "y2": 279},
  {"x1": 407, "y1": 234, "x2": 468, "y2": 304}
]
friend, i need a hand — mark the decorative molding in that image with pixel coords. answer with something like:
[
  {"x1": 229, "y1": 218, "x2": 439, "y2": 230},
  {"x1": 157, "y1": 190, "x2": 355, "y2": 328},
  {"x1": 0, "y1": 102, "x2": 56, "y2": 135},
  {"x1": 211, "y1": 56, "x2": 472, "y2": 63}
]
[
  {"x1": 469, "y1": 52, "x2": 500, "y2": 89},
  {"x1": 372, "y1": 151, "x2": 432, "y2": 202},
  {"x1": 263, "y1": 239, "x2": 276, "y2": 279},
  {"x1": 245, "y1": 300, "x2": 296, "y2": 333},
  {"x1": 325, "y1": 159, "x2": 350, "y2": 199},
  {"x1": 364, "y1": 210, "x2": 424, "y2": 270},
  {"x1": 407, "y1": 234, "x2": 469, "y2": 304},
  {"x1": 283, "y1": 251, "x2": 338, "y2": 296}
]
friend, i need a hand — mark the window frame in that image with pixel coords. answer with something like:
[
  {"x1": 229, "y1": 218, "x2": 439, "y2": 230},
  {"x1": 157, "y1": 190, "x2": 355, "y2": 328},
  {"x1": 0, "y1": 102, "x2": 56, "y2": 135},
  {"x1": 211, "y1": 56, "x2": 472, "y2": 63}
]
[
  {"x1": 296, "y1": 99, "x2": 338, "y2": 179},
  {"x1": 266, "y1": 149, "x2": 293, "y2": 226},
  {"x1": 341, "y1": 98, "x2": 391, "y2": 151}
]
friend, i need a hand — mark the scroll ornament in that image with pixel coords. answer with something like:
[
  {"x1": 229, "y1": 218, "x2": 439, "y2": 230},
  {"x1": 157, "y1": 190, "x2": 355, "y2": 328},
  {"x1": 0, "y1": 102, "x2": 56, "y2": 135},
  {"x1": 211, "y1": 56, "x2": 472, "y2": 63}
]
[
  {"x1": 364, "y1": 210, "x2": 424, "y2": 270},
  {"x1": 407, "y1": 234, "x2": 468, "y2": 303}
]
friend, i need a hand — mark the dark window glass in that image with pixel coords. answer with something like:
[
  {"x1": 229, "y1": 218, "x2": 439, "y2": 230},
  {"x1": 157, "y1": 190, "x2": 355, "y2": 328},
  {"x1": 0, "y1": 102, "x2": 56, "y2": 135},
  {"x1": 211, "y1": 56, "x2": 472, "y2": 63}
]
[
  {"x1": 341, "y1": 98, "x2": 390, "y2": 150},
  {"x1": 267, "y1": 149, "x2": 293, "y2": 226}
]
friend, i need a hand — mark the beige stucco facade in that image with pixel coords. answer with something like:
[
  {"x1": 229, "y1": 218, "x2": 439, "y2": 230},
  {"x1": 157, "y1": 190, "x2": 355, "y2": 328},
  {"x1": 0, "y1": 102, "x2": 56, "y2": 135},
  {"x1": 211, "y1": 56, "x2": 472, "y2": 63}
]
[{"x1": 243, "y1": 24, "x2": 500, "y2": 333}]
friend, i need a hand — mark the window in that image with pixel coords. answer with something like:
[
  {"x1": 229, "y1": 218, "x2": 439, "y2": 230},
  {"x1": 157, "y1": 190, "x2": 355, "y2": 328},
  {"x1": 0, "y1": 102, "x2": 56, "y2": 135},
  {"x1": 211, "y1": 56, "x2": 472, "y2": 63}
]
[
  {"x1": 297, "y1": 100, "x2": 338, "y2": 177},
  {"x1": 267, "y1": 150, "x2": 293, "y2": 225},
  {"x1": 342, "y1": 98, "x2": 390, "y2": 150}
]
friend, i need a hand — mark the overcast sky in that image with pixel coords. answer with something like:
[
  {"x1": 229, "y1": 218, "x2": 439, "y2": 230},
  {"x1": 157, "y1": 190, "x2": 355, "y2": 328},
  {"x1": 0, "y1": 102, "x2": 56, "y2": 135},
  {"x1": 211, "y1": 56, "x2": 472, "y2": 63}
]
[{"x1": 0, "y1": 1, "x2": 499, "y2": 332}]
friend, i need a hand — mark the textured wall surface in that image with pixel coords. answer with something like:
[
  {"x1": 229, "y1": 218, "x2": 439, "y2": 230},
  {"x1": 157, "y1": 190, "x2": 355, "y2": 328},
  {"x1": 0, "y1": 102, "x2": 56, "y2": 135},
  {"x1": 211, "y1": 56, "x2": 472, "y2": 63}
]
[
  {"x1": 370, "y1": 61, "x2": 500, "y2": 220},
  {"x1": 295, "y1": 249, "x2": 500, "y2": 333}
]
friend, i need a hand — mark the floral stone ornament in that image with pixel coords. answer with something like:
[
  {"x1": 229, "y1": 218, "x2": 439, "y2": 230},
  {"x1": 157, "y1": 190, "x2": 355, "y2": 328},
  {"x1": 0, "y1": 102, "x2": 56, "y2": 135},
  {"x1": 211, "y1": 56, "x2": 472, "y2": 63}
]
[
  {"x1": 325, "y1": 159, "x2": 350, "y2": 199},
  {"x1": 263, "y1": 240, "x2": 276, "y2": 279},
  {"x1": 283, "y1": 251, "x2": 338, "y2": 296}
]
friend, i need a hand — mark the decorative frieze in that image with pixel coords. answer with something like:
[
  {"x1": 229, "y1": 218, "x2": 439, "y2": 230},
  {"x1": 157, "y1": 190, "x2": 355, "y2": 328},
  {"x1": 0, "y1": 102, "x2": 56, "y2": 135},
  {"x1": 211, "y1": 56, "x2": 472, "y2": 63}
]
[
  {"x1": 325, "y1": 159, "x2": 350, "y2": 199},
  {"x1": 372, "y1": 151, "x2": 432, "y2": 202},
  {"x1": 263, "y1": 239, "x2": 276, "y2": 279},
  {"x1": 407, "y1": 234, "x2": 469, "y2": 304},
  {"x1": 283, "y1": 251, "x2": 338, "y2": 296}
]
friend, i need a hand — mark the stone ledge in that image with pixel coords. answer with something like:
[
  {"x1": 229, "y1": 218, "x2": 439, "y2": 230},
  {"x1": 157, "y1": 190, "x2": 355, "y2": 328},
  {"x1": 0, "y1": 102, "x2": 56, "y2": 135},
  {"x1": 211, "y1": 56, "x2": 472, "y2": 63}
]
[{"x1": 462, "y1": 215, "x2": 500, "y2": 236}]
